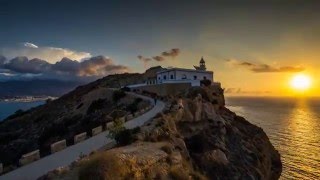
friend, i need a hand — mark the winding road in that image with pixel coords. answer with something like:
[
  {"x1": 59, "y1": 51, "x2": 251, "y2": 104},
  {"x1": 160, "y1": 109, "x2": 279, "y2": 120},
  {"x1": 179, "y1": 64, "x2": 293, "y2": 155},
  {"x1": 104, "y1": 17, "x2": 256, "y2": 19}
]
[{"x1": 0, "y1": 93, "x2": 165, "y2": 180}]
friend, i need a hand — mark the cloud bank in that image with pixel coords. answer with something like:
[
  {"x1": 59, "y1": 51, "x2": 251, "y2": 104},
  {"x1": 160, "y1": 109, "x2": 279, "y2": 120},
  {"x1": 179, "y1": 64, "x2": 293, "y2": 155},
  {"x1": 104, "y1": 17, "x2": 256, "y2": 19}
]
[
  {"x1": 0, "y1": 55, "x2": 129, "y2": 81},
  {"x1": 227, "y1": 59, "x2": 305, "y2": 73},
  {"x1": 1, "y1": 42, "x2": 91, "y2": 63}
]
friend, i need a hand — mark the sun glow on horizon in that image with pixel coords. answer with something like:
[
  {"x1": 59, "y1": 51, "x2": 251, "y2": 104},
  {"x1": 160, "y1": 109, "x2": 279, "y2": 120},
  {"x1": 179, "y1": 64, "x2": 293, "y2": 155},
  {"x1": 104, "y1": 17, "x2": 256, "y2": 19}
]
[{"x1": 290, "y1": 74, "x2": 312, "y2": 92}]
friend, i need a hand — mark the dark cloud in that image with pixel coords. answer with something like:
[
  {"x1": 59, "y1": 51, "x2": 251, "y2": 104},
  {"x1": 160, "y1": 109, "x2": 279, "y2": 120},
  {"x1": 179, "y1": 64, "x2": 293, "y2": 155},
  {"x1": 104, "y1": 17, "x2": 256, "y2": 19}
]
[
  {"x1": 239, "y1": 62, "x2": 254, "y2": 66},
  {"x1": 137, "y1": 55, "x2": 152, "y2": 63},
  {"x1": 0, "y1": 55, "x2": 129, "y2": 80},
  {"x1": 79, "y1": 56, "x2": 129, "y2": 76},
  {"x1": 152, "y1": 56, "x2": 165, "y2": 61},
  {"x1": 52, "y1": 57, "x2": 80, "y2": 74},
  {"x1": 138, "y1": 48, "x2": 181, "y2": 68},
  {"x1": 227, "y1": 59, "x2": 305, "y2": 73},
  {"x1": 161, "y1": 48, "x2": 180, "y2": 58},
  {"x1": 1, "y1": 56, "x2": 50, "y2": 74}
]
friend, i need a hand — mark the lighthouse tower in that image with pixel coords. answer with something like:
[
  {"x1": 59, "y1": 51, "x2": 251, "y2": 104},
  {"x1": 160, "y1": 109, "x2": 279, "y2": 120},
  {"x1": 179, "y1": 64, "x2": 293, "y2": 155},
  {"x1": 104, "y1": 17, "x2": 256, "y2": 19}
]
[{"x1": 199, "y1": 57, "x2": 206, "y2": 70}]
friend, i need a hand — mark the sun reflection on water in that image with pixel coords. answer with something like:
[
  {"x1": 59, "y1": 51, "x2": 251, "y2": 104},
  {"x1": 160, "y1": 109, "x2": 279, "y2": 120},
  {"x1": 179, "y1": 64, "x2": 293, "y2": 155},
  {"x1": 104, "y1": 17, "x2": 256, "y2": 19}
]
[{"x1": 226, "y1": 97, "x2": 320, "y2": 180}]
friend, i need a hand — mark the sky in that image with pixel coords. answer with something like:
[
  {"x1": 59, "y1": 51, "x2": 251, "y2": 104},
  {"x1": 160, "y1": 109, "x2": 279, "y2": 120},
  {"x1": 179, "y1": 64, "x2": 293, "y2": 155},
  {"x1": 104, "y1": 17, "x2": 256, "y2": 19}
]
[{"x1": 0, "y1": 0, "x2": 320, "y2": 96}]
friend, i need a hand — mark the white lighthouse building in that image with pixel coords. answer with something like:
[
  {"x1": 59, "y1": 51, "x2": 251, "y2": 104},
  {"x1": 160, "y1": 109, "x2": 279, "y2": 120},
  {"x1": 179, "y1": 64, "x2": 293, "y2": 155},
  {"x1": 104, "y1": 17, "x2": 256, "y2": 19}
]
[{"x1": 156, "y1": 57, "x2": 213, "y2": 86}]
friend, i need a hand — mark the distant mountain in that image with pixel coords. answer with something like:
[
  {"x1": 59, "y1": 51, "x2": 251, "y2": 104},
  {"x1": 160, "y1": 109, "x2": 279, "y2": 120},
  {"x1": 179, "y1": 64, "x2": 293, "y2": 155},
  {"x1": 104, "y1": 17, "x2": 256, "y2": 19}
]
[{"x1": 0, "y1": 79, "x2": 86, "y2": 97}]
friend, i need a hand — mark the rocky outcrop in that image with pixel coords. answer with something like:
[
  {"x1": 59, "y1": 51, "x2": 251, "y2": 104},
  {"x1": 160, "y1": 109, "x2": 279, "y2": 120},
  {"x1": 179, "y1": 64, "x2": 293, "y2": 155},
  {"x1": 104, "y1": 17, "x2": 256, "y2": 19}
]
[{"x1": 41, "y1": 86, "x2": 282, "y2": 180}]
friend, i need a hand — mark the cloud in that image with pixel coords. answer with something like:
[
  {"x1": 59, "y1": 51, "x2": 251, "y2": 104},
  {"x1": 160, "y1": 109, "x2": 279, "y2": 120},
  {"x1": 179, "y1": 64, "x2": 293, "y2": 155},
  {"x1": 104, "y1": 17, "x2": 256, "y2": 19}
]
[
  {"x1": 161, "y1": 48, "x2": 180, "y2": 58},
  {"x1": 224, "y1": 88, "x2": 241, "y2": 94},
  {"x1": 224, "y1": 87, "x2": 271, "y2": 95},
  {"x1": 152, "y1": 56, "x2": 165, "y2": 61},
  {"x1": 138, "y1": 48, "x2": 181, "y2": 68},
  {"x1": 23, "y1": 42, "x2": 38, "y2": 48},
  {"x1": 227, "y1": 59, "x2": 305, "y2": 73},
  {"x1": 0, "y1": 55, "x2": 129, "y2": 81},
  {"x1": 1, "y1": 43, "x2": 91, "y2": 63},
  {"x1": 2, "y1": 56, "x2": 50, "y2": 73},
  {"x1": 78, "y1": 56, "x2": 129, "y2": 76}
]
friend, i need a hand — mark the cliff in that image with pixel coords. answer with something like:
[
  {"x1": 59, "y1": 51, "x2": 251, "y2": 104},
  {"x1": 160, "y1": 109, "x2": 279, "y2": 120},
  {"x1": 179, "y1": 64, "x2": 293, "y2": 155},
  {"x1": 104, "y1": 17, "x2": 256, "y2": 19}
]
[{"x1": 40, "y1": 86, "x2": 282, "y2": 180}]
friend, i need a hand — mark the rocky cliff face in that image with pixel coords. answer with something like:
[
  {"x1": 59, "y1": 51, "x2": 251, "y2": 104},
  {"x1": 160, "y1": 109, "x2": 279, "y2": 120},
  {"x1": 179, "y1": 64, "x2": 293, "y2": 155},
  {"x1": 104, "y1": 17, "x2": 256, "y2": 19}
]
[{"x1": 41, "y1": 86, "x2": 282, "y2": 180}]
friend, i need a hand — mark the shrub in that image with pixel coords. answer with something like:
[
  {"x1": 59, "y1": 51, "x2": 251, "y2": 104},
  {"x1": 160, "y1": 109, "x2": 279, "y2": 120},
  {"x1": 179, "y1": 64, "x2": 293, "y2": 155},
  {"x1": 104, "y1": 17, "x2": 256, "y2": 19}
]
[
  {"x1": 120, "y1": 86, "x2": 131, "y2": 92},
  {"x1": 108, "y1": 119, "x2": 140, "y2": 146},
  {"x1": 126, "y1": 103, "x2": 138, "y2": 114},
  {"x1": 112, "y1": 90, "x2": 126, "y2": 102},
  {"x1": 126, "y1": 97, "x2": 142, "y2": 114},
  {"x1": 78, "y1": 152, "x2": 130, "y2": 180},
  {"x1": 200, "y1": 79, "x2": 211, "y2": 87},
  {"x1": 6, "y1": 109, "x2": 28, "y2": 120},
  {"x1": 169, "y1": 166, "x2": 189, "y2": 180},
  {"x1": 87, "y1": 99, "x2": 105, "y2": 114},
  {"x1": 161, "y1": 145, "x2": 173, "y2": 154}
]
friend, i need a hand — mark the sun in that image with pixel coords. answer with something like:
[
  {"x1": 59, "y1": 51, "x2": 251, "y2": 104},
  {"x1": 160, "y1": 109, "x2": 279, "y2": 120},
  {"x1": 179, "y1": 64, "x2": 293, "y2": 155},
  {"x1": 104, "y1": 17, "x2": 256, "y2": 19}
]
[{"x1": 290, "y1": 74, "x2": 312, "y2": 91}]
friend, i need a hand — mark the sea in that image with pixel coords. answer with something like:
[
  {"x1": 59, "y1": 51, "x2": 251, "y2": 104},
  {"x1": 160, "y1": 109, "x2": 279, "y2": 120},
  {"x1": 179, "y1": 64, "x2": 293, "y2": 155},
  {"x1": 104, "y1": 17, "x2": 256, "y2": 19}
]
[
  {"x1": 226, "y1": 97, "x2": 320, "y2": 180},
  {"x1": 0, "y1": 101, "x2": 44, "y2": 121}
]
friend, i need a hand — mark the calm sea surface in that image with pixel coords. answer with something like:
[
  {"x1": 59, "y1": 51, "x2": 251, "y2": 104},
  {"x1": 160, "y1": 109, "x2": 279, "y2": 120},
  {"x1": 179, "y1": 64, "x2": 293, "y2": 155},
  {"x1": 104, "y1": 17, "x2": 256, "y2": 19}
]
[
  {"x1": 0, "y1": 101, "x2": 44, "y2": 121},
  {"x1": 226, "y1": 97, "x2": 320, "y2": 180}
]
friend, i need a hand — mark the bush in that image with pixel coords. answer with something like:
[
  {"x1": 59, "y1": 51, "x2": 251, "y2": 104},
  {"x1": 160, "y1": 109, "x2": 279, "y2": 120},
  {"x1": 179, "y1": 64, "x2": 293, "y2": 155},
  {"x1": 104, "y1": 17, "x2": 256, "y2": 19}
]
[
  {"x1": 78, "y1": 152, "x2": 130, "y2": 180},
  {"x1": 169, "y1": 166, "x2": 189, "y2": 180},
  {"x1": 6, "y1": 109, "x2": 28, "y2": 120},
  {"x1": 126, "y1": 97, "x2": 142, "y2": 114},
  {"x1": 161, "y1": 145, "x2": 173, "y2": 154},
  {"x1": 87, "y1": 99, "x2": 105, "y2": 114},
  {"x1": 200, "y1": 79, "x2": 211, "y2": 87},
  {"x1": 120, "y1": 86, "x2": 131, "y2": 92},
  {"x1": 112, "y1": 90, "x2": 126, "y2": 102},
  {"x1": 108, "y1": 118, "x2": 140, "y2": 146}
]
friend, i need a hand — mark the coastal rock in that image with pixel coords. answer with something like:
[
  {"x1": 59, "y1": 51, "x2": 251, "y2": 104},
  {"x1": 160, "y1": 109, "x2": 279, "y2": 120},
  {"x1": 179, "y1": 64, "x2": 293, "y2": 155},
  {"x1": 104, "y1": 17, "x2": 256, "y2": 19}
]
[{"x1": 42, "y1": 86, "x2": 282, "y2": 180}]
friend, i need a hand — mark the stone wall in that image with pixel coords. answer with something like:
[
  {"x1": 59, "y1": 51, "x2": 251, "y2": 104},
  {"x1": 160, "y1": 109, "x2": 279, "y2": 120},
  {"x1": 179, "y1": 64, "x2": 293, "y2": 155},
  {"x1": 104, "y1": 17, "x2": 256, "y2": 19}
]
[
  {"x1": 133, "y1": 83, "x2": 191, "y2": 96},
  {"x1": 51, "y1": 140, "x2": 67, "y2": 153},
  {"x1": 92, "y1": 126, "x2": 103, "y2": 136},
  {"x1": 106, "y1": 121, "x2": 114, "y2": 130},
  {"x1": 126, "y1": 114, "x2": 133, "y2": 121},
  {"x1": 74, "y1": 132, "x2": 87, "y2": 144},
  {"x1": 19, "y1": 150, "x2": 40, "y2": 166}
]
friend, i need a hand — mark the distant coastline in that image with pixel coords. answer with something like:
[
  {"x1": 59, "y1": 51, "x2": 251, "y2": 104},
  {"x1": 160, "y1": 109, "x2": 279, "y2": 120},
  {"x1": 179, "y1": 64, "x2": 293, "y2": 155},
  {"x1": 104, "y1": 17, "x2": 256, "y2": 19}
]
[{"x1": 0, "y1": 96, "x2": 57, "y2": 103}]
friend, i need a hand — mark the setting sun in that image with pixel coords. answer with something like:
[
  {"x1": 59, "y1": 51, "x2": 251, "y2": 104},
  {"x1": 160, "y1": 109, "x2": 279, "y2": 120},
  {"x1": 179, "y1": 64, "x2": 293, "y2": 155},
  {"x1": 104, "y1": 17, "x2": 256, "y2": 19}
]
[{"x1": 290, "y1": 74, "x2": 312, "y2": 91}]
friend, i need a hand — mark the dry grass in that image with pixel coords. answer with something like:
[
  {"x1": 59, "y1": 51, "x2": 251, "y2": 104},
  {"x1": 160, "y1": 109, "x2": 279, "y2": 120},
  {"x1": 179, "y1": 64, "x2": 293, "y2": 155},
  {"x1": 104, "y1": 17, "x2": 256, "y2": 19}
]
[
  {"x1": 78, "y1": 152, "x2": 130, "y2": 180},
  {"x1": 169, "y1": 166, "x2": 190, "y2": 180}
]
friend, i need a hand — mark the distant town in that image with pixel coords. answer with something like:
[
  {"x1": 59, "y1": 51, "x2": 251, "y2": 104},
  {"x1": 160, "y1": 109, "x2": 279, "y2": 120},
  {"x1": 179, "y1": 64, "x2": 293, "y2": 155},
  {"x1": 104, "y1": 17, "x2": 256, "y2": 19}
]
[{"x1": 0, "y1": 96, "x2": 57, "y2": 102}]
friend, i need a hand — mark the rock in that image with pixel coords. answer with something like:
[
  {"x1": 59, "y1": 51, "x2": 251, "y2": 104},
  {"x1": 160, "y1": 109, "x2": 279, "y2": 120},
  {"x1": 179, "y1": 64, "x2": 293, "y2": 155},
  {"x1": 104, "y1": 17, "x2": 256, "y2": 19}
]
[{"x1": 204, "y1": 149, "x2": 229, "y2": 165}]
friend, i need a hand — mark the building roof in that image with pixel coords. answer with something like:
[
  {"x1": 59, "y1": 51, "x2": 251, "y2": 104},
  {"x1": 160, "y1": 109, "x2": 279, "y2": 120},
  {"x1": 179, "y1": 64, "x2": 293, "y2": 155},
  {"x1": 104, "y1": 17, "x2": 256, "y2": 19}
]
[{"x1": 157, "y1": 67, "x2": 213, "y2": 74}]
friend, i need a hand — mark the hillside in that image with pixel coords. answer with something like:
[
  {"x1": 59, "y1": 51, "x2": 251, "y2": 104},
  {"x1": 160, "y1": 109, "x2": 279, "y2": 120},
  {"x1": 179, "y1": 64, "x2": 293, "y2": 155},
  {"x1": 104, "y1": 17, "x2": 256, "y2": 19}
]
[
  {"x1": 0, "y1": 73, "x2": 147, "y2": 169},
  {"x1": 39, "y1": 86, "x2": 282, "y2": 180}
]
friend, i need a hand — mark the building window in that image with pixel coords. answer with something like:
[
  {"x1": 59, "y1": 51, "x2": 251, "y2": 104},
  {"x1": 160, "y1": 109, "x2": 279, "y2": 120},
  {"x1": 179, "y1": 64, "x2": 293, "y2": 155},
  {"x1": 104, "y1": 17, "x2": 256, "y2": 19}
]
[
  {"x1": 182, "y1": 74, "x2": 187, "y2": 79},
  {"x1": 170, "y1": 75, "x2": 174, "y2": 79},
  {"x1": 203, "y1": 76, "x2": 207, "y2": 80},
  {"x1": 194, "y1": 76, "x2": 197, "y2": 80},
  {"x1": 164, "y1": 75, "x2": 167, "y2": 80}
]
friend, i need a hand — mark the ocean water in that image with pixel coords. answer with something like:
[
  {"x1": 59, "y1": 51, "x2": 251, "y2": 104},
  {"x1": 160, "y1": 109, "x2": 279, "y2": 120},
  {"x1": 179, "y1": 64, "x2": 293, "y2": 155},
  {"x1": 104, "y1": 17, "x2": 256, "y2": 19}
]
[
  {"x1": 0, "y1": 101, "x2": 44, "y2": 121},
  {"x1": 226, "y1": 97, "x2": 320, "y2": 180}
]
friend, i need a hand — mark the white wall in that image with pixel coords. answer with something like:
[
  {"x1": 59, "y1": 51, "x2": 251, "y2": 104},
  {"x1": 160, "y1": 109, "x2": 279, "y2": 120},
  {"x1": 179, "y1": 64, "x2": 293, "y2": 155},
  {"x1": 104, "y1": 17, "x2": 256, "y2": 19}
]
[{"x1": 157, "y1": 69, "x2": 213, "y2": 86}]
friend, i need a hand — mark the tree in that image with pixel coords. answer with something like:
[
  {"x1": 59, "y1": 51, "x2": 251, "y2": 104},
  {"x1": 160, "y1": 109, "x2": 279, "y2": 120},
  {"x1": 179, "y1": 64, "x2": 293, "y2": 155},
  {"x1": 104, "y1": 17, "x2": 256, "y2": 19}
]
[
  {"x1": 107, "y1": 118, "x2": 140, "y2": 146},
  {"x1": 112, "y1": 90, "x2": 126, "y2": 102}
]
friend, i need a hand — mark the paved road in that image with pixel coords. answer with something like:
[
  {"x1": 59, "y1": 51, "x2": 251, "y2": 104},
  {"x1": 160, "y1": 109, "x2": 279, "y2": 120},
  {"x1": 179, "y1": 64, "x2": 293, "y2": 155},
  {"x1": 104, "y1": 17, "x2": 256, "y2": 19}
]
[{"x1": 0, "y1": 93, "x2": 164, "y2": 180}]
